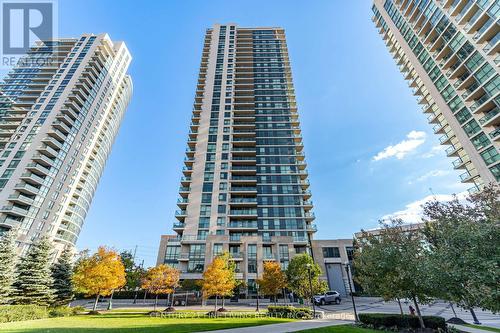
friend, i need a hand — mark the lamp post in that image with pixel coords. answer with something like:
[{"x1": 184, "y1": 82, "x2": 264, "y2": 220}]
[
  {"x1": 255, "y1": 263, "x2": 260, "y2": 312},
  {"x1": 344, "y1": 262, "x2": 358, "y2": 322},
  {"x1": 306, "y1": 263, "x2": 316, "y2": 318}
]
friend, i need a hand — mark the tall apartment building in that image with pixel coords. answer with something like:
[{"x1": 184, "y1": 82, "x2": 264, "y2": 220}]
[
  {"x1": 372, "y1": 0, "x2": 499, "y2": 192},
  {"x1": 161, "y1": 24, "x2": 316, "y2": 292},
  {"x1": 0, "y1": 34, "x2": 132, "y2": 256}
]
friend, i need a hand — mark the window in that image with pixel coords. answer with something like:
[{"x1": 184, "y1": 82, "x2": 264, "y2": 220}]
[
  {"x1": 346, "y1": 246, "x2": 354, "y2": 261},
  {"x1": 218, "y1": 205, "x2": 226, "y2": 214},
  {"x1": 217, "y1": 217, "x2": 225, "y2": 226},
  {"x1": 165, "y1": 246, "x2": 180, "y2": 260},
  {"x1": 480, "y1": 146, "x2": 499, "y2": 165},
  {"x1": 213, "y1": 243, "x2": 223, "y2": 256},
  {"x1": 323, "y1": 247, "x2": 340, "y2": 258},
  {"x1": 202, "y1": 193, "x2": 212, "y2": 203}
]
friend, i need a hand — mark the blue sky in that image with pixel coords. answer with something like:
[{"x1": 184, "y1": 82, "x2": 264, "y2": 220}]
[{"x1": 43, "y1": 0, "x2": 468, "y2": 265}]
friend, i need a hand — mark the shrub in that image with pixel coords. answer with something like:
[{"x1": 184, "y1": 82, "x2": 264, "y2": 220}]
[
  {"x1": 267, "y1": 305, "x2": 312, "y2": 319},
  {"x1": 0, "y1": 305, "x2": 48, "y2": 323},
  {"x1": 358, "y1": 313, "x2": 446, "y2": 331},
  {"x1": 48, "y1": 306, "x2": 75, "y2": 318},
  {"x1": 71, "y1": 306, "x2": 86, "y2": 315}
]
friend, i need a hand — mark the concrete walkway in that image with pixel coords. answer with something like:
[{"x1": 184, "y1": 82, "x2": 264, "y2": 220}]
[
  {"x1": 197, "y1": 319, "x2": 349, "y2": 333},
  {"x1": 450, "y1": 324, "x2": 498, "y2": 333}
]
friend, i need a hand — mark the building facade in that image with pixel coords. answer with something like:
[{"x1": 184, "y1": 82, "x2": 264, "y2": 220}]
[
  {"x1": 372, "y1": 0, "x2": 500, "y2": 192},
  {"x1": 311, "y1": 239, "x2": 355, "y2": 297},
  {"x1": 163, "y1": 24, "x2": 316, "y2": 290},
  {"x1": 0, "y1": 34, "x2": 132, "y2": 256}
]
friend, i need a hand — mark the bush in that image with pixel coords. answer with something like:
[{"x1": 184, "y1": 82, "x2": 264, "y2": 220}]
[
  {"x1": 267, "y1": 305, "x2": 312, "y2": 319},
  {"x1": 0, "y1": 305, "x2": 48, "y2": 323},
  {"x1": 359, "y1": 313, "x2": 446, "y2": 331},
  {"x1": 48, "y1": 306, "x2": 75, "y2": 318},
  {"x1": 71, "y1": 306, "x2": 86, "y2": 315}
]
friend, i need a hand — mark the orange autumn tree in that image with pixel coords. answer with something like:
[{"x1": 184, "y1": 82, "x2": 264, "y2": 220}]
[
  {"x1": 141, "y1": 264, "x2": 180, "y2": 311},
  {"x1": 201, "y1": 253, "x2": 236, "y2": 313},
  {"x1": 257, "y1": 261, "x2": 287, "y2": 305},
  {"x1": 73, "y1": 246, "x2": 126, "y2": 311}
]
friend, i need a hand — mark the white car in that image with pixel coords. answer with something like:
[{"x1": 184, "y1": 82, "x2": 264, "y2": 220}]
[{"x1": 313, "y1": 291, "x2": 341, "y2": 305}]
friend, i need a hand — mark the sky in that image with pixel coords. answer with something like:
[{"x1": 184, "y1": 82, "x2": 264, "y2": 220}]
[{"x1": 24, "y1": 0, "x2": 468, "y2": 266}]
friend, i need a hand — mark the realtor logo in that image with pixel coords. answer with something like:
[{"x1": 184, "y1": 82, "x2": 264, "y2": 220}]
[{"x1": 1, "y1": 0, "x2": 57, "y2": 67}]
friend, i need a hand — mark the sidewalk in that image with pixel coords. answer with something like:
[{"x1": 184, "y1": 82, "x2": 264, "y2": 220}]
[
  {"x1": 197, "y1": 319, "x2": 349, "y2": 333},
  {"x1": 450, "y1": 324, "x2": 497, "y2": 333}
]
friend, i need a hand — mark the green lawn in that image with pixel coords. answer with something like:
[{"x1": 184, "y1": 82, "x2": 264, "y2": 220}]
[
  {"x1": 295, "y1": 324, "x2": 381, "y2": 333},
  {"x1": 0, "y1": 313, "x2": 294, "y2": 333},
  {"x1": 464, "y1": 324, "x2": 500, "y2": 333}
]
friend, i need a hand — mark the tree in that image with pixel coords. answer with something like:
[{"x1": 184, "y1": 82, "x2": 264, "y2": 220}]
[
  {"x1": 422, "y1": 184, "x2": 500, "y2": 317},
  {"x1": 201, "y1": 253, "x2": 236, "y2": 313},
  {"x1": 120, "y1": 250, "x2": 145, "y2": 291},
  {"x1": 141, "y1": 264, "x2": 180, "y2": 311},
  {"x1": 354, "y1": 219, "x2": 432, "y2": 328},
  {"x1": 0, "y1": 229, "x2": 17, "y2": 304},
  {"x1": 51, "y1": 247, "x2": 74, "y2": 306},
  {"x1": 73, "y1": 246, "x2": 126, "y2": 311},
  {"x1": 257, "y1": 261, "x2": 287, "y2": 305},
  {"x1": 13, "y1": 237, "x2": 54, "y2": 306},
  {"x1": 285, "y1": 253, "x2": 327, "y2": 303}
]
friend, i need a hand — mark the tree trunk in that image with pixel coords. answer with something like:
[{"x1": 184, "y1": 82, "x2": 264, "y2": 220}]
[
  {"x1": 214, "y1": 296, "x2": 218, "y2": 317},
  {"x1": 470, "y1": 308, "x2": 481, "y2": 324},
  {"x1": 412, "y1": 295, "x2": 425, "y2": 329},
  {"x1": 107, "y1": 290, "x2": 114, "y2": 310},
  {"x1": 93, "y1": 295, "x2": 99, "y2": 312},
  {"x1": 154, "y1": 295, "x2": 158, "y2": 311},
  {"x1": 133, "y1": 290, "x2": 138, "y2": 304},
  {"x1": 222, "y1": 296, "x2": 225, "y2": 310},
  {"x1": 397, "y1": 298, "x2": 403, "y2": 315},
  {"x1": 449, "y1": 303, "x2": 457, "y2": 318},
  {"x1": 282, "y1": 289, "x2": 286, "y2": 305},
  {"x1": 143, "y1": 290, "x2": 148, "y2": 304}
]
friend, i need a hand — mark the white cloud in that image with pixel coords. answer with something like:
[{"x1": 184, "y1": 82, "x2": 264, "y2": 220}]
[
  {"x1": 408, "y1": 169, "x2": 450, "y2": 184},
  {"x1": 421, "y1": 145, "x2": 446, "y2": 158},
  {"x1": 373, "y1": 131, "x2": 426, "y2": 161},
  {"x1": 381, "y1": 192, "x2": 467, "y2": 224}
]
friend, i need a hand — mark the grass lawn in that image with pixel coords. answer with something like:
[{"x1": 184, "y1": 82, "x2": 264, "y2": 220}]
[
  {"x1": 295, "y1": 324, "x2": 382, "y2": 332},
  {"x1": 0, "y1": 312, "x2": 294, "y2": 333},
  {"x1": 464, "y1": 324, "x2": 500, "y2": 333}
]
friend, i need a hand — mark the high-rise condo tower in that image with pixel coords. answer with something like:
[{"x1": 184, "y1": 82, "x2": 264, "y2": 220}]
[
  {"x1": 372, "y1": 0, "x2": 499, "y2": 192},
  {"x1": 0, "y1": 34, "x2": 132, "y2": 255},
  {"x1": 160, "y1": 24, "x2": 316, "y2": 291}
]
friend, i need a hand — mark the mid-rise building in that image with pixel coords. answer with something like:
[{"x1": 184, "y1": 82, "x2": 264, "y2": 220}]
[
  {"x1": 372, "y1": 0, "x2": 499, "y2": 192},
  {"x1": 161, "y1": 24, "x2": 316, "y2": 292},
  {"x1": 158, "y1": 235, "x2": 355, "y2": 297},
  {"x1": 310, "y1": 239, "x2": 355, "y2": 297},
  {"x1": 0, "y1": 34, "x2": 132, "y2": 256}
]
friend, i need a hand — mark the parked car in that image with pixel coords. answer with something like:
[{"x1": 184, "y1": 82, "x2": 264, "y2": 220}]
[{"x1": 313, "y1": 291, "x2": 341, "y2": 305}]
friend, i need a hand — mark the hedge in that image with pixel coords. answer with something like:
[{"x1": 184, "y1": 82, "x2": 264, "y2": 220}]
[
  {"x1": 359, "y1": 313, "x2": 446, "y2": 330},
  {"x1": 267, "y1": 305, "x2": 313, "y2": 319},
  {"x1": 0, "y1": 305, "x2": 82, "y2": 323},
  {"x1": 0, "y1": 305, "x2": 48, "y2": 323}
]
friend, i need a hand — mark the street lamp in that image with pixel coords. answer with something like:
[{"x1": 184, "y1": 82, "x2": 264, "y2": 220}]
[
  {"x1": 306, "y1": 263, "x2": 316, "y2": 318},
  {"x1": 344, "y1": 261, "x2": 358, "y2": 322},
  {"x1": 255, "y1": 263, "x2": 260, "y2": 312}
]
